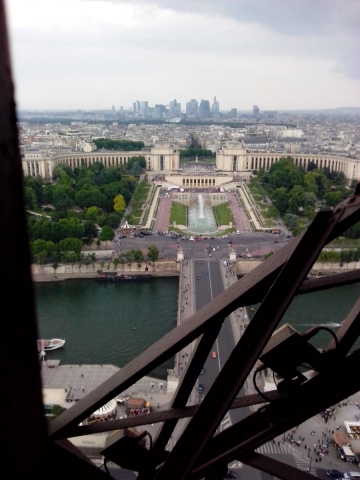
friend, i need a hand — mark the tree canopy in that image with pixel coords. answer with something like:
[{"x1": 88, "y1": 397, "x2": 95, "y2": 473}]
[
  {"x1": 113, "y1": 194, "x2": 126, "y2": 212},
  {"x1": 93, "y1": 138, "x2": 144, "y2": 151}
]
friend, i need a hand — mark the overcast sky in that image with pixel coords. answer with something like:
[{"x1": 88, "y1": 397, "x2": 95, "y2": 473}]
[{"x1": 5, "y1": 0, "x2": 360, "y2": 111}]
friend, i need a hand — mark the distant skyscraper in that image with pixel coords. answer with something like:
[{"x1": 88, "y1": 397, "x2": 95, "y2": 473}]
[
  {"x1": 141, "y1": 101, "x2": 148, "y2": 117},
  {"x1": 212, "y1": 96, "x2": 219, "y2": 114},
  {"x1": 230, "y1": 108, "x2": 237, "y2": 117},
  {"x1": 155, "y1": 104, "x2": 166, "y2": 118},
  {"x1": 253, "y1": 105, "x2": 260, "y2": 116},
  {"x1": 136, "y1": 100, "x2": 141, "y2": 112},
  {"x1": 169, "y1": 99, "x2": 181, "y2": 117},
  {"x1": 199, "y1": 99, "x2": 211, "y2": 118},
  {"x1": 132, "y1": 102, "x2": 136, "y2": 113},
  {"x1": 186, "y1": 99, "x2": 198, "y2": 115}
]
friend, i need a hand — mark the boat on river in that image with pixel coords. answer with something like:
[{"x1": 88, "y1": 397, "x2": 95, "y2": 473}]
[{"x1": 37, "y1": 338, "x2": 65, "y2": 351}]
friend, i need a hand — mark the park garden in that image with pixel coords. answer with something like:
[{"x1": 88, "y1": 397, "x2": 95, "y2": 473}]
[{"x1": 24, "y1": 158, "x2": 147, "y2": 265}]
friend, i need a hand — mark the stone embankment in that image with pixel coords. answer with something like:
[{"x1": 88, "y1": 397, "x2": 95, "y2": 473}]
[
  {"x1": 235, "y1": 259, "x2": 360, "y2": 276},
  {"x1": 32, "y1": 260, "x2": 179, "y2": 282}
]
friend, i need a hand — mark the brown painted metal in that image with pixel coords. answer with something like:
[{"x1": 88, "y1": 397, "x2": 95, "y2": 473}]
[
  {"x1": 297, "y1": 269, "x2": 360, "y2": 295},
  {"x1": 65, "y1": 390, "x2": 281, "y2": 437},
  {"x1": 49, "y1": 194, "x2": 360, "y2": 441},
  {"x1": 243, "y1": 452, "x2": 315, "y2": 480},
  {"x1": 0, "y1": 1, "x2": 48, "y2": 477},
  {"x1": 327, "y1": 296, "x2": 360, "y2": 356},
  {"x1": 154, "y1": 212, "x2": 338, "y2": 479},
  {"x1": 190, "y1": 348, "x2": 360, "y2": 477},
  {"x1": 2, "y1": 4, "x2": 360, "y2": 474}
]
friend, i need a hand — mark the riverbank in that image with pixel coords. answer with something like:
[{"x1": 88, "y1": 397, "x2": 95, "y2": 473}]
[{"x1": 31, "y1": 260, "x2": 180, "y2": 282}]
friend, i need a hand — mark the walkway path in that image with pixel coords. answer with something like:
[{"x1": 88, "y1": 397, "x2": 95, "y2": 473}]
[
  {"x1": 226, "y1": 191, "x2": 252, "y2": 232},
  {"x1": 142, "y1": 186, "x2": 160, "y2": 229},
  {"x1": 155, "y1": 192, "x2": 172, "y2": 232},
  {"x1": 236, "y1": 185, "x2": 263, "y2": 230}
]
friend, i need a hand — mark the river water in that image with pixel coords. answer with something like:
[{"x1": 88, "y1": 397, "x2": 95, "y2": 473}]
[
  {"x1": 35, "y1": 278, "x2": 178, "y2": 379},
  {"x1": 35, "y1": 278, "x2": 360, "y2": 379}
]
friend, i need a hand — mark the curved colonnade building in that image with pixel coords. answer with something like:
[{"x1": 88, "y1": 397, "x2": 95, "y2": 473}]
[{"x1": 23, "y1": 142, "x2": 360, "y2": 186}]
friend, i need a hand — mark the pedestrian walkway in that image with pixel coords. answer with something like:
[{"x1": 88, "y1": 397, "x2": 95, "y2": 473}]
[
  {"x1": 142, "y1": 186, "x2": 160, "y2": 229},
  {"x1": 292, "y1": 451, "x2": 317, "y2": 475},
  {"x1": 256, "y1": 441, "x2": 290, "y2": 456},
  {"x1": 220, "y1": 412, "x2": 232, "y2": 431},
  {"x1": 226, "y1": 191, "x2": 252, "y2": 232}
]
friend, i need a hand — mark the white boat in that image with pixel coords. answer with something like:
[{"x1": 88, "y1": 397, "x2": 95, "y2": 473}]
[{"x1": 38, "y1": 338, "x2": 65, "y2": 351}]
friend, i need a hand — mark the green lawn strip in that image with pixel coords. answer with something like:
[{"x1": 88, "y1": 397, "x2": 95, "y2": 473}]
[
  {"x1": 132, "y1": 208, "x2": 143, "y2": 217},
  {"x1": 153, "y1": 192, "x2": 161, "y2": 220},
  {"x1": 213, "y1": 202, "x2": 234, "y2": 226},
  {"x1": 219, "y1": 227, "x2": 236, "y2": 235},
  {"x1": 169, "y1": 202, "x2": 187, "y2": 226},
  {"x1": 168, "y1": 226, "x2": 185, "y2": 234}
]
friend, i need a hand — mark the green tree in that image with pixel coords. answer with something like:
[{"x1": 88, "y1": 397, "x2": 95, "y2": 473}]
[
  {"x1": 87, "y1": 253, "x2": 96, "y2": 269},
  {"x1": 113, "y1": 194, "x2": 126, "y2": 212},
  {"x1": 268, "y1": 157, "x2": 304, "y2": 190},
  {"x1": 83, "y1": 220, "x2": 98, "y2": 241},
  {"x1": 272, "y1": 188, "x2": 289, "y2": 215},
  {"x1": 24, "y1": 187, "x2": 38, "y2": 209},
  {"x1": 52, "y1": 185, "x2": 75, "y2": 211},
  {"x1": 147, "y1": 245, "x2": 159, "y2": 263},
  {"x1": 105, "y1": 213, "x2": 121, "y2": 228},
  {"x1": 99, "y1": 225, "x2": 114, "y2": 245},
  {"x1": 84, "y1": 206, "x2": 101, "y2": 221},
  {"x1": 58, "y1": 237, "x2": 82, "y2": 255},
  {"x1": 75, "y1": 188, "x2": 106, "y2": 209},
  {"x1": 127, "y1": 155, "x2": 146, "y2": 170},
  {"x1": 324, "y1": 191, "x2": 342, "y2": 208}
]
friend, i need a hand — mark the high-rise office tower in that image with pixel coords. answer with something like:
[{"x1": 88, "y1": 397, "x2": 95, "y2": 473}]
[
  {"x1": 155, "y1": 104, "x2": 166, "y2": 118},
  {"x1": 230, "y1": 108, "x2": 237, "y2": 117},
  {"x1": 199, "y1": 99, "x2": 211, "y2": 117},
  {"x1": 141, "y1": 101, "x2": 148, "y2": 116},
  {"x1": 136, "y1": 100, "x2": 141, "y2": 112},
  {"x1": 186, "y1": 99, "x2": 198, "y2": 115},
  {"x1": 169, "y1": 99, "x2": 181, "y2": 117},
  {"x1": 253, "y1": 105, "x2": 260, "y2": 116},
  {"x1": 132, "y1": 102, "x2": 136, "y2": 113},
  {"x1": 212, "y1": 96, "x2": 219, "y2": 114}
]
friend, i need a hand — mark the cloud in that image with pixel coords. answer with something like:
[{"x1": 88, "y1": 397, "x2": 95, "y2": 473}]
[
  {"x1": 97, "y1": 0, "x2": 360, "y2": 36},
  {"x1": 5, "y1": 0, "x2": 360, "y2": 109}
]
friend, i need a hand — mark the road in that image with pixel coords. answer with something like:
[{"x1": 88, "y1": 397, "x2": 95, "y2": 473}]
[
  {"x1": 192, "y1": 260, "x2": 259, "y2": 477},
  {"x1": 111, "y1": 231, "x2": 290, "y2": 263}
]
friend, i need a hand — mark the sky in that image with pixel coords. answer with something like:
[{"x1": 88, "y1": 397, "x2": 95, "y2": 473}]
[{"x1": 5, "y1": 0, "x2": 360, "y2": 111}]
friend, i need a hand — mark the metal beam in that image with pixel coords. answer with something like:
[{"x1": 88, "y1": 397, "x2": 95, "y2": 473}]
[
  {"x1": 327, "y1": 296, "x2": 360, "y2": 356},
  {"x1": 297, "y1": 269, "x2": 360, "y2": 295},
  {"x1": 65, "y1": 390, "x2": 280, "y2": 437},
  {"x1": 190, "y1": 349, "x2": 360, "y2": 477},
  {"x1": 0, "y1": 1, "x2": 48, "y2": 477},
  {"x1": 243, "y1": 452, "x2": 315, "y2": 480},
  {"x1": 49, "y1": 194, "x2": 360, "y2": 440},
  {"x1": 154, "y1": 211, "x2": 338, "y2": 479}
]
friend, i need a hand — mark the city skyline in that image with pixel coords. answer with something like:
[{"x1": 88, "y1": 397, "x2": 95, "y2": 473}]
[{"x1": 5, "y1": 0, "x2": 360, "y2": 111}]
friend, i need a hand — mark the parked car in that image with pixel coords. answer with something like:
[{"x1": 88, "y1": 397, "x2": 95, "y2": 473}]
[
  {"x1": 224, "y1": 470, "x2": 237, "y2": 478},
  {"x1": 212, "y1": 351, "x2": 217, "y2": 359},
  {"x1": 326, "y1": 470, "x2": 342, "y2": 477},
  {"x1": 197, "y1": 384, "x2": 204, "y2": 394}
]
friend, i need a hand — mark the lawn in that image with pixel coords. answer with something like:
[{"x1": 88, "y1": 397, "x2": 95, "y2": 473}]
[
  {"x1": 169, "y1": 202, "x2": 187, "y2": 226},
  {"x1": 213, "y1": 202, "x2": 234, "y2": 226},
  {"x1": 131, "y1": 181, "x2": 151, "y2": 212}
]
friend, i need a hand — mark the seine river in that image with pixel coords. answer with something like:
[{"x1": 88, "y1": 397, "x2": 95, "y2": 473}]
[
  {"x1": 35, "y1": 278, "x2": 359, "y2": 379},
  {"x1": 35, "y1": 278, "x2": 178, "y2": 379}
]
